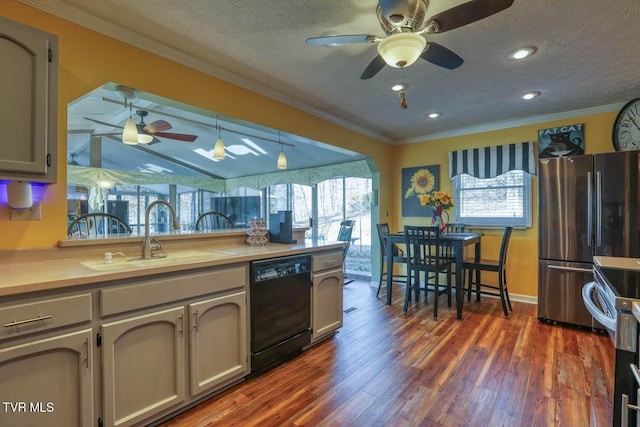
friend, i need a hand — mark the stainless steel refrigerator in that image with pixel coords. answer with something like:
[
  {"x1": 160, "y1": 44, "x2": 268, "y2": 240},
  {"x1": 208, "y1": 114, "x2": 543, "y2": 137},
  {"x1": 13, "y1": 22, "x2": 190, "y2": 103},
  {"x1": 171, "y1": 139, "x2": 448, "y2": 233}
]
[{"x1": 538, "y1": 151, "x2": 640, "y2": 327}]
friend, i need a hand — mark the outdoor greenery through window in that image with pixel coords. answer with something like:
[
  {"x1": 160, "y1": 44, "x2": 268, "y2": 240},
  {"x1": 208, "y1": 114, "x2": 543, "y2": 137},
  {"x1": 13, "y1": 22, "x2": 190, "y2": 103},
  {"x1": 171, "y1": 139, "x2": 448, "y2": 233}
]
[{"x1": 453, "y1": 170, "x2": 532, "y2": 228}]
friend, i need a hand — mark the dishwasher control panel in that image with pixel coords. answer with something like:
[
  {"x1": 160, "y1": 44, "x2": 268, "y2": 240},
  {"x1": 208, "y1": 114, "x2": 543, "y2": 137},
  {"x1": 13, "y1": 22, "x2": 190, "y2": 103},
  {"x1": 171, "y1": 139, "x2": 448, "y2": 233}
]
[{"x1": 252, "y1": 254, "x2": 311, "y2": 282}]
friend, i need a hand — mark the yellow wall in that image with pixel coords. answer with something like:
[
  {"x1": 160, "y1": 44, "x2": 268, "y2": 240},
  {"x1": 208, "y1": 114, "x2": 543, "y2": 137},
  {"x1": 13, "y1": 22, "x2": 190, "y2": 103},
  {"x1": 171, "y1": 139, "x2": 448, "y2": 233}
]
[
  {"x1": 0, "y1": 1, "x2": 392, "y2": 250},
  {"x1": 1, "y1": 2, "x2": 623, "y2": 299},
  {"x1": 394, "y1": 112, "x2": 618, "y2": 298}
]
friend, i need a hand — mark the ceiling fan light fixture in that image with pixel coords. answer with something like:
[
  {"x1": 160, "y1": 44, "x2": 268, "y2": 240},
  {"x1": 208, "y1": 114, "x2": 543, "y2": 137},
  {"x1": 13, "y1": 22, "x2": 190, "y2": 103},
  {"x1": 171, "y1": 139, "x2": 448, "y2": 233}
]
[
  {"x1": 377, "y1": 32, "x2": 426, "y2": 68},
  {"x1": 391, "y1": 82, "x2": 406, "y2": 92},
  {"x1": 122, "y1": 117, "x2": 139, "y2": 145}
]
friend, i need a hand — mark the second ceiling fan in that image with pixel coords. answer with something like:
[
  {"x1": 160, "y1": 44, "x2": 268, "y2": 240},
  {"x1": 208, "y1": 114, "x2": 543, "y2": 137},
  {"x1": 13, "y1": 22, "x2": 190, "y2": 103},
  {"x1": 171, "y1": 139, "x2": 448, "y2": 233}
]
[
  {"x1": 306, "y1": 0, "x2": 515, "y2": 79},
  {"x1": 86, "y1": 110, "x2": 198, "y2": 145}
]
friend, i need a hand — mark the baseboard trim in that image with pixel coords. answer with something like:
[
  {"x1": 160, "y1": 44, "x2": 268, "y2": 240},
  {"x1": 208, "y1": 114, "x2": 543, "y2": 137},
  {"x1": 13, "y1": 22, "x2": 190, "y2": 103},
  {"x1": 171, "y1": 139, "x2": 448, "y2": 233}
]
[{"x1": 365, "y1": 280, "x2": 537, "y2": 305}]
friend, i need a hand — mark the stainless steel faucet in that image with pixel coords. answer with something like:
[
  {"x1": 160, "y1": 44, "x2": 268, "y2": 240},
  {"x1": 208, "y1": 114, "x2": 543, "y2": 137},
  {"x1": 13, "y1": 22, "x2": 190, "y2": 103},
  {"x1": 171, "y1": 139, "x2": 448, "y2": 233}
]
[{"x1": 142, "y1": 200, "x2": 180, "y2": 259}]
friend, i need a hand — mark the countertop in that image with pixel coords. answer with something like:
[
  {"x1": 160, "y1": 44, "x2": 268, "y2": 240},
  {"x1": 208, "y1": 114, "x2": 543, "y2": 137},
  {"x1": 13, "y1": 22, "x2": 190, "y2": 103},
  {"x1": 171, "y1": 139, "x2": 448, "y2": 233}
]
[
  {"x1": 0, "y1": 239, "x2": 346, "y2": 298},
  {"x1": 594, "y1": 256, "x2": 640, "y2": 271}
]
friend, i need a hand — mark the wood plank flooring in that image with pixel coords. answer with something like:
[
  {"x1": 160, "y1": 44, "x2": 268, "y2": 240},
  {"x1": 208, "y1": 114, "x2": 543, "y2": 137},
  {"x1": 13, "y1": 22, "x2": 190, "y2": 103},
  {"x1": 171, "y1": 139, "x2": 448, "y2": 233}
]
[{"x1": 159, "y1": 280, "x2": 614, "y2": 427}]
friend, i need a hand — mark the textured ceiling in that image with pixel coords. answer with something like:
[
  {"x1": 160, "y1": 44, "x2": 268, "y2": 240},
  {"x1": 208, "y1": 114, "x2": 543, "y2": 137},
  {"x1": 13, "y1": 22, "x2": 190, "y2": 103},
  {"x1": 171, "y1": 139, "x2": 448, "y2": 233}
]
[{"x1": 27, "y1": 0, "x2": 640, "y2": 144}]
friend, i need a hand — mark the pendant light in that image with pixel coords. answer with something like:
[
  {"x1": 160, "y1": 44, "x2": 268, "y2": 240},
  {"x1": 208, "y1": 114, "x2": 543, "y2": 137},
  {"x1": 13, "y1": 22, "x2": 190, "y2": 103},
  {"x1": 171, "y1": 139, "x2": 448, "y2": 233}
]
[
  {"x1": 122, "y1": 99, "x2": 139, "y2": 145},
  {"x1": 277, "y1": 132, "x2": 287, "y2": 169},
  {"x1": 213, "y1": 116, "x2": 225, "y2": 160}
]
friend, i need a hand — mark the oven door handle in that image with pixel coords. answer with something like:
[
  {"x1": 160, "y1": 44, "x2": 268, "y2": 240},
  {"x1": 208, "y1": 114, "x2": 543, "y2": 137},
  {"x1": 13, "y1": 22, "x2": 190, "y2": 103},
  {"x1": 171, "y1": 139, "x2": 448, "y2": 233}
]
[{"x1": 581, "y1": 281, "x2": 616, "y2": 331}]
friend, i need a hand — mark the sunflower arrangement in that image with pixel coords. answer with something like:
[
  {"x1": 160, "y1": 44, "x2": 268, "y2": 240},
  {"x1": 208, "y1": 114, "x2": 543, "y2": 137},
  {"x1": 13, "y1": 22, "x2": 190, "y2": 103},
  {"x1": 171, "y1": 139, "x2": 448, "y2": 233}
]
[{"x1": 418, "y1": 190, "x2": 454, "y2": 212}]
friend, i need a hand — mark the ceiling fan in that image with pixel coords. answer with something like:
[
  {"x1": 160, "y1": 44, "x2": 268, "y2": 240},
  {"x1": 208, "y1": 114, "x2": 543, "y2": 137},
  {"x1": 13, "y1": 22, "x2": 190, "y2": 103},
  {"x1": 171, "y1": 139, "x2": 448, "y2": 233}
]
[
  {"x1": 306, "y1": 0, "x2": 514, "y2": 79},
  {"x1": 85, "y1": 110, "x2": 198, "y2": 144}
]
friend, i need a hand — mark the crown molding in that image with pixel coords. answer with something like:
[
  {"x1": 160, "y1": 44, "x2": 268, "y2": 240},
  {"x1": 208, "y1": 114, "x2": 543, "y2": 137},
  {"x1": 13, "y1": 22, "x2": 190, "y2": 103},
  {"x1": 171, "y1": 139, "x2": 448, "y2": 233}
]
[
  {"x1": 399, "y1": 103, "x2": 624, "y2": 144},
  {"x1": 19, "y1": 0, "x2": 392, "y2": 144}
]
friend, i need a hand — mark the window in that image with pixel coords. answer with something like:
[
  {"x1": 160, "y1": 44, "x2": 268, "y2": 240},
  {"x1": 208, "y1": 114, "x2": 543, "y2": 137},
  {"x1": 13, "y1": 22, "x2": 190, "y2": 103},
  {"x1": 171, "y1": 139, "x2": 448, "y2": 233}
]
[{"x1": 452, "y1": 170, "x2": 532, "y2": 228}]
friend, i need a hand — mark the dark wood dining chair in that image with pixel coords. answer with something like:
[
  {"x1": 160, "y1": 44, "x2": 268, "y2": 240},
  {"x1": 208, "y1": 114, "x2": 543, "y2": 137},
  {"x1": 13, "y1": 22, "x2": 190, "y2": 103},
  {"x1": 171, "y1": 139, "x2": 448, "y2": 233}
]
[
  {"x1": 376, "y1": 223, "x2": 407, "y2": 298},
  {"x1": 67, "y1": 213, "x2": 132, "y2": 237},
  {"x1": 403, "y1": 225, "x2": 452, "y2": 318},
  {"x1": 195, "y1": 212, "x2": 234, "y2": 231},
  {"x1": 463, "y1": 226, "x2": 513, "y2": 317}
]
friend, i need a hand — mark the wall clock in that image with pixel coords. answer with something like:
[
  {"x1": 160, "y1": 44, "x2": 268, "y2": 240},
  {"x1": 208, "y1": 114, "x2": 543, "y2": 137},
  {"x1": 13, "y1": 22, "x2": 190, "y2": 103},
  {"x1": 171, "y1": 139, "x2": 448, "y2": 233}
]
[{"x1": 612, "y1": 98, "x2": 640, "y2": 151}]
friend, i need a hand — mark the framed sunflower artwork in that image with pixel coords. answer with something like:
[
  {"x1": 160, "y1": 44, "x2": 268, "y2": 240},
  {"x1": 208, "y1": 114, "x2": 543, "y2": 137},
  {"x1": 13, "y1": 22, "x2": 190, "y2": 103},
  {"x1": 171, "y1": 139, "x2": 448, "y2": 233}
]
[{"x1": 402, "y1": 165, "x2": 439, "y2": 216}]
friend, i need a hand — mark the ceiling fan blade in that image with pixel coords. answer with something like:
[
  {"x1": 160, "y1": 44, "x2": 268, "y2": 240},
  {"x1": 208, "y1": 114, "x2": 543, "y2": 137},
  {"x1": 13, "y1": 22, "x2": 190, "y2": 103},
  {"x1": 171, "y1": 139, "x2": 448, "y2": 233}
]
[
  {"x1": 153, "y1": 132, "x2": 198, "y2": 142},
  {"x1": 92, "y1": 132, "x2": 121, "y2": 137},
  {"x1": 378, "y1": 0, "x2": 410, "y2": 23},
  {"x1": 144, "y1": 120, "x2": 172, "y2": 133},
  {"x1": 84, "y1": 117, "x2": 123, "y2": 129},
  {"x1": 306, "y1": 34, "x2": 379, "y2": 46},
  {"x1": 425, "y1": 0, "x2": 514, "y2": 33},
  {"x1": 420, "y1": 42, "x2": 464, "y2": 70},
  {"x1": 360, "y1": 55, "x2": 387, "y2": 80}
]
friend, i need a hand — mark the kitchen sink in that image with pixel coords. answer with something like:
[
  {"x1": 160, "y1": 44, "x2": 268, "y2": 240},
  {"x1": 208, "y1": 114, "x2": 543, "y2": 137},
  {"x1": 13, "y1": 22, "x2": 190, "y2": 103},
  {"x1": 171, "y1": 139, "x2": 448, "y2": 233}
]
[
  {"x1": 81, "y1": 249, "x2": 235, "y2": 271},
  {"x1": 129, "y1": 249, "x2": 233, "y2": 266},
  {"x1": 80, "y1": 259, "x2": 140, "y2": 271}
]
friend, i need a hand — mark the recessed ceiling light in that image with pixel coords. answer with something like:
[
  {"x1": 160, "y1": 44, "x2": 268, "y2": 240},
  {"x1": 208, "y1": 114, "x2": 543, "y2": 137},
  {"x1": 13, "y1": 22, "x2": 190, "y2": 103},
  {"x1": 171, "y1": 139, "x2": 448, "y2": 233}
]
[
  {"x1": 391, "y1": 83, "x2": 406, "y2": 92},
  {"x1": 521, "y1": 91, "x2": 541, "y2": 100},
  {"x1": 427, "y1": 112, "x2": 441, "y2": 119},
  {"x1": 506, "y1": 46, "x2": 537, "y2": 61}
]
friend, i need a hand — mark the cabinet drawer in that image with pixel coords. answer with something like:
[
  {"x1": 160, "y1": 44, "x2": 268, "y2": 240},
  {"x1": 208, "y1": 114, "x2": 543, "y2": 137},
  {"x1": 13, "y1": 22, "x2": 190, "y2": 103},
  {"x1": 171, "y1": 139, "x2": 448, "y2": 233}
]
[
  {"x1": 312, "y1": 250, "x2": 343, "y2": 272},
  {"x1": 0, "y1": 293, "x2": 92, "y2": 341},
  {"x1": 101, "y1": 265, "x2": 247, "y2": 317}
]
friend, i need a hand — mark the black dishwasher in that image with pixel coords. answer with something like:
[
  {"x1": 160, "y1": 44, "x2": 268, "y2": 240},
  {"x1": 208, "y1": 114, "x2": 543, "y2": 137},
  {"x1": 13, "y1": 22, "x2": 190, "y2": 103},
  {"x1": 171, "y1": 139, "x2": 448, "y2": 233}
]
[{"x1": 250, "y1": 254, "x2": 312, "y2": 373}]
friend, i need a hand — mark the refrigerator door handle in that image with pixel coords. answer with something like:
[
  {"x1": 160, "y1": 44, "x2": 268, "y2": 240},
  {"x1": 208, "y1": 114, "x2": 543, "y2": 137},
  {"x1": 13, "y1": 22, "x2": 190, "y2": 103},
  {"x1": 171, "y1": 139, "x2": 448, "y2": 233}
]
[
  {"x1": 547, "y1": 265, "x2": 593, "y2": 273},
  {"x1": 587, "y1": 172, "x2": 593, "y2": 247},
  {"x1": 596, "y1": 171, "x2": 602, "y2": 247}
]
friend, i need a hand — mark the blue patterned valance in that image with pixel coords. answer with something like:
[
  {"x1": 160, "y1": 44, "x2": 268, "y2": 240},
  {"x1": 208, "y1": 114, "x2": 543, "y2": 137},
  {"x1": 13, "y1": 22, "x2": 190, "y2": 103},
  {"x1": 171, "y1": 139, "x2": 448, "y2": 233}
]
[{"x1": 448, "y1": 141, "x2": 536, "y2": 179}]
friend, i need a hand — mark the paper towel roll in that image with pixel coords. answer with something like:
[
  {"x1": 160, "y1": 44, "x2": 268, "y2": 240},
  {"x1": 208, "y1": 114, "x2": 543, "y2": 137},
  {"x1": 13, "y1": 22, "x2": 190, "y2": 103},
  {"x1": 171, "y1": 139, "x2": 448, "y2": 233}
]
[{"x1": 7, "y1": 181, "x2": 33, "y2": 209}]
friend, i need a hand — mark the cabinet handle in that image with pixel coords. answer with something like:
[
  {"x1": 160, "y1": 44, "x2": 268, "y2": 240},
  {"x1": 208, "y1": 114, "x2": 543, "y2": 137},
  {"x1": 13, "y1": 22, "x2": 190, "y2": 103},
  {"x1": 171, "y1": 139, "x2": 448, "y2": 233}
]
[
  {"x1": 325, "y1": 260, "x2": 338, "y2": 265},
  {"x1": 178, "y1": 313, "x2": 184, "y2": 336},
  {"x1": 4, "y1": 315, "x2": 52, "y2": 328},
  {"x1": 193, "y1": 309, "x2": 198, "y2": 331},
  {"x1": 83, "y1": 337, "x2": 90, "y2": 368}
]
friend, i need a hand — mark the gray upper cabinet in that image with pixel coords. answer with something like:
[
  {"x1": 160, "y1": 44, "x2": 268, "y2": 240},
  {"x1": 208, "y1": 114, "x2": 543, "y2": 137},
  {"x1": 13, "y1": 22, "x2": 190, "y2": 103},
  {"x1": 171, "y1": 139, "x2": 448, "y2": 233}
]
[{"x1": 0, "y1": 17, "x2": 58, "y2": 183}]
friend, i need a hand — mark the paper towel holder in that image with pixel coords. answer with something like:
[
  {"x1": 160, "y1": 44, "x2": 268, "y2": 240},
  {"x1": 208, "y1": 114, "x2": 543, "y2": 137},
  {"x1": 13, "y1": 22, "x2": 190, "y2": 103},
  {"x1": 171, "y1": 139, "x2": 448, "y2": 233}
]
[{"x1": 7, "y1": 181, "x2": 33, "y2": 209}]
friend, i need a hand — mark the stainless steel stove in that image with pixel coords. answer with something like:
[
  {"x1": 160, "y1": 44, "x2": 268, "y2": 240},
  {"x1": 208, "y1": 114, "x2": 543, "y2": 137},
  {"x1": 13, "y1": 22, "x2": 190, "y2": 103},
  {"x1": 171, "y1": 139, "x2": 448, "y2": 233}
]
[{"x1": 583, "y1": 266, "x2": 640, "y2": 426}]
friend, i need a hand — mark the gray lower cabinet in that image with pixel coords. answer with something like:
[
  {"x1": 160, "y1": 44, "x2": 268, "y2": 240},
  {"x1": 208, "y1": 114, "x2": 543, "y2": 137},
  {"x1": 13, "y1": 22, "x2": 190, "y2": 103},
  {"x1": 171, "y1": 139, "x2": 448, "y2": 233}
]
[
  {"x1": 0, "y1": 329, "x2": 94, "y2": 427},
  {"x1": 101, "y1": 307, "x2": 186, "y2": 427},
  {"x1": 311, "y1": 250, "x2": 344, "y2": 342},
  {"x1": 189, "y1": 291, "x2": 247, "y2": 397},
  {"x1": 98, "y1": 266, "x2": 249, "y2": 426}
]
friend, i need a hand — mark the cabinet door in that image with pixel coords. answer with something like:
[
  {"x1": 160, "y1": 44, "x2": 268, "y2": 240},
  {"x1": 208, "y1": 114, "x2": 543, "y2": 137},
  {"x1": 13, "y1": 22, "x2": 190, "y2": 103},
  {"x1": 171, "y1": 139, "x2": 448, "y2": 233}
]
[
  {"x1": 0, "y1": 17, "x2": 57, "y2": 180},
  {"x1": 101, "y1": 307, "x2": 185, "y2": 427},
  {"x1": 0, "y1": 329, "x2": 93, "y2": 427},
  {"x1": 312, "y1": 268, "x2": 344, "y2": 341},
  {"x1": 189, "y1": 291, "x2": 248, "y2": 397}
]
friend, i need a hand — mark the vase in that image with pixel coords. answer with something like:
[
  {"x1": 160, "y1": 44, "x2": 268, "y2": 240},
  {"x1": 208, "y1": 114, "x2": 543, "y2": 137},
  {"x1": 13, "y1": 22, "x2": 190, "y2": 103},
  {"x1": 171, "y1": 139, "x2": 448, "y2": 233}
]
[{"x1": 432, "y1": 208, "x2": 447, "y2": 235}]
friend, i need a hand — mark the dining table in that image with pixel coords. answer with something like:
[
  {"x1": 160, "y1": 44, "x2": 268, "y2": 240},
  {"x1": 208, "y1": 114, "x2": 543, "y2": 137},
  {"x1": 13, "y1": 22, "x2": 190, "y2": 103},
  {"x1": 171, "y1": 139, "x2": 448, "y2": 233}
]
[{"x1": 385, "y1": 231, "x2": 483, "y2": 320}]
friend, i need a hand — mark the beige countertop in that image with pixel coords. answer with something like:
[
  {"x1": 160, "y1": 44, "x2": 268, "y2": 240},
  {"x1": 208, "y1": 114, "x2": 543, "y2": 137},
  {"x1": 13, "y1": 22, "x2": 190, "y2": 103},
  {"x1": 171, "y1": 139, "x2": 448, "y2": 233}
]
[
  {"x1": 594, "y1": 256, "x2": 640, "y2": 271},
  {"x1": 0, "y1": 238, "x2": 346, "y2": 298}
]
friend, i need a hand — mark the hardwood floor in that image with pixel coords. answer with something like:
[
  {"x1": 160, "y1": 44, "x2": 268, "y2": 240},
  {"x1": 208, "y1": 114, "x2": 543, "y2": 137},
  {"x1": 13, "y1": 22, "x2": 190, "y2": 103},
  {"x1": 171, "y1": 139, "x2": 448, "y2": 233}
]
[{"x1": 159, "y1": 280, "x2": 614, "y2": 427}]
